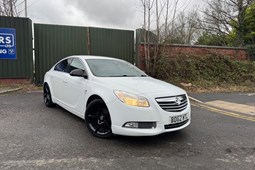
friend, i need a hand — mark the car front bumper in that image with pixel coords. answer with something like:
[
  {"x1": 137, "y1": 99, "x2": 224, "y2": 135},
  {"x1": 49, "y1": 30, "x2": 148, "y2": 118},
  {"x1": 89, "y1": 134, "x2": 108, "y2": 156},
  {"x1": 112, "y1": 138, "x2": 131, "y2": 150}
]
[
  {"x1": 106, "y1": 95, "x2": 191, "y2": 136},
  {"x1": 112, "y1": 119, "x2": 190, "y2": 136}
]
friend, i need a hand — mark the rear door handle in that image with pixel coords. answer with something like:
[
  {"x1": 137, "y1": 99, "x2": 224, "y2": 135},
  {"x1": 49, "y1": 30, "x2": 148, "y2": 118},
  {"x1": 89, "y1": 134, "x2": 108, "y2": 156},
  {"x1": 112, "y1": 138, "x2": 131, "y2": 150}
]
[{"x1": 63, "y1": 80, "x2": 68, "y2": 83}]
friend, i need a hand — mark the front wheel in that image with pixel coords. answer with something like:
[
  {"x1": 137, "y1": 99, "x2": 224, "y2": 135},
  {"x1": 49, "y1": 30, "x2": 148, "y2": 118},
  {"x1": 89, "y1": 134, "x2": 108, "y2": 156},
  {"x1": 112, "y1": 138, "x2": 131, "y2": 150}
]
[{"x1": 85, "y1": 99, "x2": 113, "y2": 138}]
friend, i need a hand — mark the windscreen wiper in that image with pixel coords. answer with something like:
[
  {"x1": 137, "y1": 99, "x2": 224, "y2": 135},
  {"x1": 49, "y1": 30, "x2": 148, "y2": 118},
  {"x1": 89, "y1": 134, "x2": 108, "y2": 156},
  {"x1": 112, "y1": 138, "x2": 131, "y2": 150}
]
[
  {"x1": 110, "y1": 75, "x2": 145, "y2": 77},
  {"x1": 110, "y1": 75, "x2": 129, "y2": 77}
]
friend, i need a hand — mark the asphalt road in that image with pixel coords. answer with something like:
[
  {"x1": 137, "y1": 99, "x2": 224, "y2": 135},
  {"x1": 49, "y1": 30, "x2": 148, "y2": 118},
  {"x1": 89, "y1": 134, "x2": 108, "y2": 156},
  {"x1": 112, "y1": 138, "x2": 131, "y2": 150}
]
[
  {"x1": 0, "y1": 92, "x2": 254, "y2": 170},
  {"x1": 190, "y1": 93, "x2": 255, "y2": 106}
]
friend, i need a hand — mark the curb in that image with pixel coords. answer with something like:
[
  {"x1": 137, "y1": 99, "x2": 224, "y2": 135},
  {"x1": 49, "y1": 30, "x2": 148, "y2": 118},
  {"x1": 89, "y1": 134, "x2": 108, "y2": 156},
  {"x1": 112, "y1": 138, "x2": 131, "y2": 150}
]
[
  {"x1": 0, "y1": 87, "x2": 23, "y2": 94},
  {"x1": 189, "y1": 95, "x2": 255, "y2": 122},
  {"x1": 188, "y1": 96, "x2": 204, "y2": 104}
]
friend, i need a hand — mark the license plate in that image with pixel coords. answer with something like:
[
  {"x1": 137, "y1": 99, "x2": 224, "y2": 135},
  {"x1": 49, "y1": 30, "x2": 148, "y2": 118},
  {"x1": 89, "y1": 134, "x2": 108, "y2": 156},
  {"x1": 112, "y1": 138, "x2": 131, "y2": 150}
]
[{"x1": 170, "y1": 113, "x2": 188, "y2": 124}]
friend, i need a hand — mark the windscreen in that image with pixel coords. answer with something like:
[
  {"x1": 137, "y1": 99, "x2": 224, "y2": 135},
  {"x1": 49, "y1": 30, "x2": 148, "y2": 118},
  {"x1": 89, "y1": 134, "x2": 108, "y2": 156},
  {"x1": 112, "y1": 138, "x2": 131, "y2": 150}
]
[{"x1": 86, "y1": 59, "x2": 146, "y2": 77}]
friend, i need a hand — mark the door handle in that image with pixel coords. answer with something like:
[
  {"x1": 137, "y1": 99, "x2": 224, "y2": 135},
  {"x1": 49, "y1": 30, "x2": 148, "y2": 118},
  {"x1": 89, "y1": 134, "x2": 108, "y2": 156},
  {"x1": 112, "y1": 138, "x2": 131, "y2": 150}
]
[{"x1": 63, "y1": 80, "x2": 68, "y2": 83}]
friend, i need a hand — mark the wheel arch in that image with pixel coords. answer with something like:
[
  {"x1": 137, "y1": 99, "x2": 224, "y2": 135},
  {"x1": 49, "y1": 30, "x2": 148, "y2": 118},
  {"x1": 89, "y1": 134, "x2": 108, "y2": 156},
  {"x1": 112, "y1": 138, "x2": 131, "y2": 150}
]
[
  {"x1": 43, "y1": 82, "x2": 52, "y2": 94},
  {"x1": 85, "y1": 94, "x2": 113, "y2": 119},
  {"x1": 43, "y1": 82, "x2": 48, "y2": 88},
  {"x1": 43, "y1": 80, "x2": 55, "y2": 103},
  {"x1": 86, "y1": 94, "x2": 105, "y2": 108}
]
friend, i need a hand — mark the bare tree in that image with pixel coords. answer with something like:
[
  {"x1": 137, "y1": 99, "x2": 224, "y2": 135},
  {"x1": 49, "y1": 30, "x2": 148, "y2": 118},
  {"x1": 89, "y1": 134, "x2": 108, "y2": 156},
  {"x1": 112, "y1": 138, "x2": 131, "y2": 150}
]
[
  {"x1": 152, "y1": 0, "x2": 161, "y2": 76},
  {"x1": 186, "y1": 11, "x2": 201, "y2": 44},
  {"x1": 140, "y1": 0, "x2": 148, "y2": 71},
  {"x1": 139, "y1": 0, "x2": 155, "y2": 74},
  {"x1": 164, "y1": 0, "x2": 170, "y2": 39},
  {"x1": 170, "y1": 0, "x2": 179, "y2": 42},
  {"x1": 202, "y1": 0, "x2": 254, "y2": 46},
  {"x1": 146, "y1": 0, "x2": 154, "y2": 73},
  {"x1": 139, "y1": 0, "x2": 201, "y2": 75},
  {"x1": 168, "y1": 11, "x2": 201, "y2": 44},
  {"x1": 0, "y1": 0, "x2": 19, "y2": 17},
  {"x1": 159, "y1": 0, "x2": 201, "y2": 44}
]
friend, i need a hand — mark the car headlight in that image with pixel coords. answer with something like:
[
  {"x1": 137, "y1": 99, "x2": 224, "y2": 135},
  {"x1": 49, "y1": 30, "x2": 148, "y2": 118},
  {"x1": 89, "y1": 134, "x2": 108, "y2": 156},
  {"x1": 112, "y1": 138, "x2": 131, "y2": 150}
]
[{"x1": 114, "y1": 91, "x2": 150, "y2": 107}]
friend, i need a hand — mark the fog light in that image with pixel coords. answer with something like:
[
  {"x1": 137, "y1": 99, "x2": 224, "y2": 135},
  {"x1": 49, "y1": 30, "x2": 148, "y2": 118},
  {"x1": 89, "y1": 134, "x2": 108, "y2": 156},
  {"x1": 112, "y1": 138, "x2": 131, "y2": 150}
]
[
  {"x1": 123, "y1": 122, "x2": 156, "y2": 129},
  {"x1": 123, "y1": 122, "x2": 139, "y2": 128}
]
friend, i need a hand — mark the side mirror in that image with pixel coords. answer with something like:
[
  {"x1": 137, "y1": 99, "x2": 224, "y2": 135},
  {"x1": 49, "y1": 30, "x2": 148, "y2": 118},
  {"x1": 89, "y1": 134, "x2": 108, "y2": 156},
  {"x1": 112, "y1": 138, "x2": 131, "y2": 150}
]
[{"x1": 70, "y1": 69, "x2": 88, "y2": 79}]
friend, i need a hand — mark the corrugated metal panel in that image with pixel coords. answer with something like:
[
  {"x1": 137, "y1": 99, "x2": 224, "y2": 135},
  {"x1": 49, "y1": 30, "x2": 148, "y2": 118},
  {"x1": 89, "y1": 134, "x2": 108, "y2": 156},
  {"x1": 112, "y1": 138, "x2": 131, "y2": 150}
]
[
  {"x1": 0, "y1": 16, "x2": 33, "y2": 79},
  {"x1": 135, "y1": 28, "x2": 158, "y2": 44},
  {"x1": 34, "y1": 24, "x2": 88, "y2": 84},
  {"x1": 89, "y1": 27, "x2": 134, "y2": 64},
  {"x1": 135, "y1": 29, "x2": 158, "y2": 69}
]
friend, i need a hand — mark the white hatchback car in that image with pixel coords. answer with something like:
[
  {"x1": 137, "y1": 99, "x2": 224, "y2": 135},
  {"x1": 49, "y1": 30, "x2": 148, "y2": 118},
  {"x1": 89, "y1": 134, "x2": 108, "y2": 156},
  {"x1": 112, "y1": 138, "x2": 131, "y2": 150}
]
[{"x1": 43, "y1": 55, "x2": 191, "y2": 138}]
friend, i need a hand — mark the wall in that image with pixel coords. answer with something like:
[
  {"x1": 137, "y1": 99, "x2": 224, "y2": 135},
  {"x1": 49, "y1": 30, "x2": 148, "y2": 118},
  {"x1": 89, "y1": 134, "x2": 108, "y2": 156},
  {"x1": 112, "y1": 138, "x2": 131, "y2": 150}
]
[{"x1": 137, "y1": 43, "x2": 248, "y2": 70}]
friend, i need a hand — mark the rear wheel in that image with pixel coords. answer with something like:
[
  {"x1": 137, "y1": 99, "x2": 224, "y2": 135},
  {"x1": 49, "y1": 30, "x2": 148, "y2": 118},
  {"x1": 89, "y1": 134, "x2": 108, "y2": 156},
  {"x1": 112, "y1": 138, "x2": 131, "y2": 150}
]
[
  {"x1": 85, "y1": 99, "x2": 113, "y2": 138},
  {"x1": 43, "y1": 84, "x2": 54, "y2": 107}
]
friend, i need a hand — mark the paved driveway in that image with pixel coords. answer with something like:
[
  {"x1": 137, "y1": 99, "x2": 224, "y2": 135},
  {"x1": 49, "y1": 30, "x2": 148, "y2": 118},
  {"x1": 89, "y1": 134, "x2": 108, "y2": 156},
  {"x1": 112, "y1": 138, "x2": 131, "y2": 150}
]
[{"x1": 0, "y1": 92, "x2": 254, "y2": 170}]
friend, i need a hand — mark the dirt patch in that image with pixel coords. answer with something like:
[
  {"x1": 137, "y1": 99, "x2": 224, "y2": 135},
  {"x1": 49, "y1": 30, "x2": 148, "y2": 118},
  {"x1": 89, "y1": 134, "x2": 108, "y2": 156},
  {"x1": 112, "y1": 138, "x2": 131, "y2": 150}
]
[{"x1": 0, "y1": 83, "x2": 42, "y2": 93}]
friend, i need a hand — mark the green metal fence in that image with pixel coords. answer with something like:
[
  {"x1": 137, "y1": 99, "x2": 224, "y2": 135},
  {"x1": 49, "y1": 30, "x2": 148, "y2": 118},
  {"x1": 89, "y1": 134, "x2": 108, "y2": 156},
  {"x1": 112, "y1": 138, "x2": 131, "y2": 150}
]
[
  {"x1": 90, "y1": 27, "x2": 134, "y2": 62},
  {"x1": 0, "y1": 16, "x2": 33, "y2": 79},
  {"x1": 34, "y1": 24, "x2": 88, "y2": 84},
  {"x1": 34, "y1": 24, "x2": 134, "y2": 84},
  {"x1": 0, "y1": 17, "x2": 134, "y2": 83}
]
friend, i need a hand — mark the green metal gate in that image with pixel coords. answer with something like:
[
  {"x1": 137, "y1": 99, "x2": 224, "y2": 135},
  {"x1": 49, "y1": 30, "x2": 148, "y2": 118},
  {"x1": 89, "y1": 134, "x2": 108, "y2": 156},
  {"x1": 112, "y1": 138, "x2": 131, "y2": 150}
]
[
  {"x1": 34, "y1": 24, "x2": 88, "y2": 84},
  {"x1": 34, "y1": 24, "x2": 134, "y2": 84},
  {"x1": 89, "y1": 27, "x2": 134, "y2": 62}
]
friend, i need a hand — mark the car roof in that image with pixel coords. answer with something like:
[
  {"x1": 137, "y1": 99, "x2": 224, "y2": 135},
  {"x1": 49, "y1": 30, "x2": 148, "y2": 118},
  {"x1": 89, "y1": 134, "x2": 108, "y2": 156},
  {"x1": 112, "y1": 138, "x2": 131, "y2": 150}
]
[{"x1": 67, "y1": 55, "x2": 122, "y2": 61}]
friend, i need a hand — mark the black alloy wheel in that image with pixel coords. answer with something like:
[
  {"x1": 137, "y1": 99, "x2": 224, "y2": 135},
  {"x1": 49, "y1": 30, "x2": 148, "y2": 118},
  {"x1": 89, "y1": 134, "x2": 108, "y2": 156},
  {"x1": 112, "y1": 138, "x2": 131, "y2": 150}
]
[
  {"x1": 85, "y1": 99, "x2": 113, "y2": 138},
  {"x1": 43, "y1": 84, "x2": 54, "y2": 107}
]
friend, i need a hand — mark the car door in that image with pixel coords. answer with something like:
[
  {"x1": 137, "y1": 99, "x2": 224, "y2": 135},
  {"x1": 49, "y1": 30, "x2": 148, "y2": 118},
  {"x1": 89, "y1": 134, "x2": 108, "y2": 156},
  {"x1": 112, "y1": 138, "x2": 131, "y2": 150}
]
[
  {"x1": 51, "y1": 58, "x2": 72, "y2": 103},
  {"x1": 63, "y1": 58, "x2": 89, "y2": 117}
]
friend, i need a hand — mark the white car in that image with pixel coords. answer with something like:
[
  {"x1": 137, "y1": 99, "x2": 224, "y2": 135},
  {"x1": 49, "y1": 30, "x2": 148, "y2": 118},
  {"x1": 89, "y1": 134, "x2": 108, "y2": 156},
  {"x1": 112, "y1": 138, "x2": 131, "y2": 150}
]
[{"x1": 43, "y1": 55, "x2": 191, "y2": 138}]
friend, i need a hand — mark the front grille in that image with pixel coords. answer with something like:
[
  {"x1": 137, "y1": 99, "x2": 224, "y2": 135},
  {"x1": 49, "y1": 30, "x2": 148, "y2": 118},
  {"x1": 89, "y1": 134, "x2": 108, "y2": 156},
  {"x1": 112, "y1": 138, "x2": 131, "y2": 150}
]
[
  {"x1": 164, "y1": 119, "x2": 189, "y2": 129},
  {"x1": 156, "y1": 94, "x2": 188, "y2": 112}
]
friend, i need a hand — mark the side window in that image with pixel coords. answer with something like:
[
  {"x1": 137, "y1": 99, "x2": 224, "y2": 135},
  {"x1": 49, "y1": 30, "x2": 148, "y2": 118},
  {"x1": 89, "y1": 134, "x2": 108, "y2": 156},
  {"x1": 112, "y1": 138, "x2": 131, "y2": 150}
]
[
  {"x1": 54, "y1": 59, "x2": 72, "y2": 72},
  {"x1": 68, "y1": 58, "x2": 86, "y2": 73}
]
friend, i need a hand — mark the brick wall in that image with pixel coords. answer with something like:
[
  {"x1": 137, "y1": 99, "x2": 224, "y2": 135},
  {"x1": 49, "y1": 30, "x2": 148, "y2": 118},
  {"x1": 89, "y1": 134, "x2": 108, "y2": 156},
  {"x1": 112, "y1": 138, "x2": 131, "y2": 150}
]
[{"x1": 138, "y1": 44, "x2": 248, "y2": 70}]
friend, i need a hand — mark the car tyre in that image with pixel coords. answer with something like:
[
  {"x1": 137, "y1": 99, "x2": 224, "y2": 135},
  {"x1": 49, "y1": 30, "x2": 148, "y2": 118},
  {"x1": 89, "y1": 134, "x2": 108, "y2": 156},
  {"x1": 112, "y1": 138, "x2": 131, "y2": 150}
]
[
  {"x1": 43, "y1": 83, "x2": 54, "y2": 107},
  {"x1": 85, "y1": 99, "x2": 113, "y2": 138}
]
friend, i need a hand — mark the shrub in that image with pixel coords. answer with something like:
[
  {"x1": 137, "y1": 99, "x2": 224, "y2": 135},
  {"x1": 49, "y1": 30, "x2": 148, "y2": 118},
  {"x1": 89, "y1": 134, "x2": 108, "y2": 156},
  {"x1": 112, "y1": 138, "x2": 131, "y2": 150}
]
[
  {"x1": 155, "y1": 53, "x2": 255, "y2": 85},
  {"x1": 246, "y1": 45, "x2": 255, "y2": 61}
]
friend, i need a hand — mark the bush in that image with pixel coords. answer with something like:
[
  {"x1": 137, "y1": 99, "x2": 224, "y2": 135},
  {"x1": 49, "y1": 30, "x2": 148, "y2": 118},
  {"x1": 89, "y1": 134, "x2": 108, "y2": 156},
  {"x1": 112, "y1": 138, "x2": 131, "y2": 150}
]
[
  {"x1": 246, "y1": 45, "x2": 255, "y2": 61},
  {"x1": 155, "y1": 53, "x2": 255, "y2": 85}
]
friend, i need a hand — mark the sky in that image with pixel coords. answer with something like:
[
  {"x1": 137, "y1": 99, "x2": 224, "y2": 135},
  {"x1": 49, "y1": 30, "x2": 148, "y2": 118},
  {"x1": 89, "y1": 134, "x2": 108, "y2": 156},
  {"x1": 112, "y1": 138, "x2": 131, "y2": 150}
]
[{"x1": 16, "y1": 0, "x2": 205, "y2": 30}]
